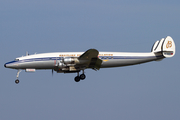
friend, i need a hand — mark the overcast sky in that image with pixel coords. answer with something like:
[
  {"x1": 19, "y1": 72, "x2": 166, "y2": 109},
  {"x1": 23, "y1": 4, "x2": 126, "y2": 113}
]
[{"x1": 0, "y1": 0, "x2": 180, "y2": 120}]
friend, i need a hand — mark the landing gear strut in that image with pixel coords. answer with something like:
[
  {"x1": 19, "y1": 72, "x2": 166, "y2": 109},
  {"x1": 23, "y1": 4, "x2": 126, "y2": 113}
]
[
  {"x1": 74, "y1": 70, "x2": 86, "y2": 82},
  {"x1": 15, "y1": 70, "x2": 21, "y2": 84}
]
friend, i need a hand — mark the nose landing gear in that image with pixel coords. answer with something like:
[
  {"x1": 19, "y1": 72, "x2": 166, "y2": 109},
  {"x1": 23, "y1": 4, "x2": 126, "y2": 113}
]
[{"x1": 15, "y1": 70, "x2": 22, "y2": 84}]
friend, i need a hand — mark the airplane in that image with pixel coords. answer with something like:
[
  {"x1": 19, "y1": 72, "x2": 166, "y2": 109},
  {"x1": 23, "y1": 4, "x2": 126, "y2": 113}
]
[{"x1": 4, "y1": 36, "x2": 175, "y2": 84}]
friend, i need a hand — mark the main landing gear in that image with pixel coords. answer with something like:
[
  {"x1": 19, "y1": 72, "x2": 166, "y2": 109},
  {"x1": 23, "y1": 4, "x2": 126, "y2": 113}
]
[
  {"x1": 74, "y1": 70, "x2": 86, "y2": 82},
  {"x1": 15, "y1": 70, "x2": 22, "y2": 84}
]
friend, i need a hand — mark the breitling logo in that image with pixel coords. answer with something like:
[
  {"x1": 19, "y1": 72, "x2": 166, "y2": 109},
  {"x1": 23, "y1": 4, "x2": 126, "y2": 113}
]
[{"x1": 166, "y1": 41, "x2": 172, "y2": 48}]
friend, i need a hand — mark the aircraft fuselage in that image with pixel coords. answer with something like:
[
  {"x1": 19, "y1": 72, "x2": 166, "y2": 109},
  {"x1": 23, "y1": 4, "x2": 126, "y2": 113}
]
[{"x1": 4, "y1": 36, "x2": 175, "y2": 84}]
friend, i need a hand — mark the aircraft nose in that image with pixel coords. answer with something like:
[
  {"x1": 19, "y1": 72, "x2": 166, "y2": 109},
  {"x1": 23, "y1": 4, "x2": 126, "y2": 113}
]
[{"x1": 4, "y1": 64, "x2": 6, "y2": 68}]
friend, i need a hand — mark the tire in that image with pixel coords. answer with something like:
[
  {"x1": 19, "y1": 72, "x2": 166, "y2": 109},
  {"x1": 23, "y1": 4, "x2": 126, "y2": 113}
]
[
  {"x1": 80, "y1": 74, "x2": 86, "y2": 80},
  {"x1": 74, "y1": 76, "x2": 80, "y2": 82},
  {"x1": 15, "y1": 79, "x2": 19, "y2": 84}
]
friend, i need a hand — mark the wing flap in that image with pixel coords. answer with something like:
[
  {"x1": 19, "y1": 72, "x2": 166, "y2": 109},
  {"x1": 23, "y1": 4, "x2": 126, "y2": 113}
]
[{"x1": 89, "y1": 58, "x2": 102, "y2": 70}]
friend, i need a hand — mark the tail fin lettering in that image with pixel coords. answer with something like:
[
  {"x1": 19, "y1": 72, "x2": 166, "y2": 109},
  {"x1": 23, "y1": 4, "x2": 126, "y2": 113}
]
[{"x1": 162, "y1": 36, "x2": 175, "y2": 57}]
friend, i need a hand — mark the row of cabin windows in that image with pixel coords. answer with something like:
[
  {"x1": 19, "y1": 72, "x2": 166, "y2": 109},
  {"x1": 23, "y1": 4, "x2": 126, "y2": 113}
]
[{"x1": 16, "y1": 57, "x2": 114, "y2": 61}]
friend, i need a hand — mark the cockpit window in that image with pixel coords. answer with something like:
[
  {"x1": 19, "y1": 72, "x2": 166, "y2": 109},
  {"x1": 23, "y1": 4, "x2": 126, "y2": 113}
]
[{"x1": 14, "y1": 59, "x2": 19, "y2": 61}]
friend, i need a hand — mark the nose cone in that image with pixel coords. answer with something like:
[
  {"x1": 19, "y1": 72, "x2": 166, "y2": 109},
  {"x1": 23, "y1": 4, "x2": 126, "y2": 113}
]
[
  {"x1": 4, "y1": 60, "x2": 19, "y2": 69},
  {"x1": 4, "y1": 62, "x2": 14, "y2": 68}
]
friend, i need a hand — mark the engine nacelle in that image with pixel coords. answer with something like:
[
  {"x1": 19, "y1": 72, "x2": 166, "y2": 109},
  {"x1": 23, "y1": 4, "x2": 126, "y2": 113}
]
[
  {"x1": 62, "y1": 57, "x2": 79, "y2": 64},
  {"x1": 58, "y1": 62, "x2": 66, "y2": 68},
  {"x1": 57, "y1": 57, "x2": 79, "y2": 69}
]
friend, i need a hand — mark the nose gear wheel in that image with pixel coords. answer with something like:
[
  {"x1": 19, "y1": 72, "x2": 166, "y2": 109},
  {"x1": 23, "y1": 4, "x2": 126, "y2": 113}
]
[{"x1": 15, "y1": 79, "x2": 20, "y2": 84}]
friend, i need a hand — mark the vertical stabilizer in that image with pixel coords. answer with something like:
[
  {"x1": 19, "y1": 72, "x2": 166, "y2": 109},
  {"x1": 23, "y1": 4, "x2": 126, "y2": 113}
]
[
  {"x1": 153, "y1": 38, "x2": 165, "y2": 52},
  {"x1": 151, "y1": 40, "x2": 159, "y2": 52},
  {"x1": 152, "y1": 36, "x2": 175, "y2": 58},
  {"x1": 162, "y1": 36, "x2": 175, "y2": 58}
]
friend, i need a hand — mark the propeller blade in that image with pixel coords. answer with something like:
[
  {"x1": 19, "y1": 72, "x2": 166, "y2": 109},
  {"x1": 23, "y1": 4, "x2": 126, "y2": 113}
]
[{"x1": 52, "y1": 69, "x2": 54, "y2": 76}]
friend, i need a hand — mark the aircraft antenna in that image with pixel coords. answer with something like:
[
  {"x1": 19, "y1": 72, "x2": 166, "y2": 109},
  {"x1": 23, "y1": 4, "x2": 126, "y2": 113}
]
[{"x1": 26, "y1": 51, "x2": 29, "y2": 56}]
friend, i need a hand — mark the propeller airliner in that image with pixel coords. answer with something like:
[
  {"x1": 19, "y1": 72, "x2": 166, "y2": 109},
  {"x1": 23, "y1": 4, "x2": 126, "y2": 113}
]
[{"x1": 4, "y1": 36, "x2": 175, "y2": 84}]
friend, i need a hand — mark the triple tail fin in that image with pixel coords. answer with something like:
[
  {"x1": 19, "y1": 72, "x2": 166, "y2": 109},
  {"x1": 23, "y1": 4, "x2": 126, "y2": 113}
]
[{"x1": 151, "y1": 36, "x2": 175, "y2": 58}]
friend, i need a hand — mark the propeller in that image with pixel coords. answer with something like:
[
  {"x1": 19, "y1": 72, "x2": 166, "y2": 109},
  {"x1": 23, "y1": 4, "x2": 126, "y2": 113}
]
[
  {"x1": 52, "y1": 69, "x2": 54, "y2": 76},
  {"x1": 52, "y1": 57, "x2": 58, "y2": 76}
]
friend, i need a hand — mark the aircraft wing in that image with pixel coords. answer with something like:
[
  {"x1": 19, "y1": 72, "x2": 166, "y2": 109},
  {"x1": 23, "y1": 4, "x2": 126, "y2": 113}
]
[{"x1": 78, "y1": 49, "x2": 102, "y2": 70}]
